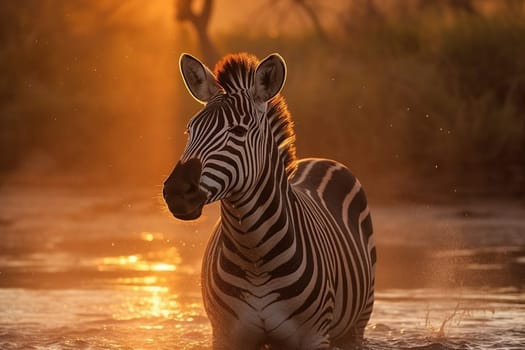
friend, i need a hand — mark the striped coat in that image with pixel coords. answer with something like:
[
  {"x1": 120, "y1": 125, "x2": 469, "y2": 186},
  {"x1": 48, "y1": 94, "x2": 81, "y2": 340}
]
[{"x1": 163, "y1": 53, "x2": 375, "y2": 350}]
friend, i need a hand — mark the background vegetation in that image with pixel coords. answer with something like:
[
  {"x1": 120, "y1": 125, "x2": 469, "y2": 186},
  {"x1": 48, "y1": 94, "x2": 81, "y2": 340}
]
[{"x1": 1, "y1": 0, "x2": 524, "y2": 200}]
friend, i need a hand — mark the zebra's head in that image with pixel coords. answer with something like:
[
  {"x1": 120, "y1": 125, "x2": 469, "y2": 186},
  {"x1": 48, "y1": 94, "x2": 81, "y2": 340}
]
[{"x1": 163, "y1": 53, "x2": 287, "y2": 220}]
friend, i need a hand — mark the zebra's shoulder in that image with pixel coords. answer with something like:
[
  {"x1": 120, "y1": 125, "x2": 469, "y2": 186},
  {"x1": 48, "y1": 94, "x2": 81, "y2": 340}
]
[{"x1": 291, "y1": 158, "x2": 357, "y2": 189}]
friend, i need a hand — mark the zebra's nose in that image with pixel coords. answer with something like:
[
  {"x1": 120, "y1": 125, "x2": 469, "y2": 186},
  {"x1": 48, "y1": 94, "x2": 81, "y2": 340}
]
[
  {"x1": 163, "y1": 159, "x2": 202, "y2": 195},
  {"x1": 163, "y1": 159, "x2": 207, "y2": 220},
  {"x1": 163, "y1": 180, "x2": 195, "y2": 200}
]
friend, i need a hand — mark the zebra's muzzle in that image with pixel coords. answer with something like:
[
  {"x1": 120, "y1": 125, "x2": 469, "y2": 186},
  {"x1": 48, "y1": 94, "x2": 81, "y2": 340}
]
[{"x1": 163, "y1": 158, "x2": 207, "y2": 220}]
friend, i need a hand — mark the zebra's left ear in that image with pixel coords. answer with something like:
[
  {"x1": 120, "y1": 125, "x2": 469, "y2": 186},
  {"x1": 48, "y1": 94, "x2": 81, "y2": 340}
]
[{"x1": 253, "y1": 54, "x2": 286, "y2": 102}]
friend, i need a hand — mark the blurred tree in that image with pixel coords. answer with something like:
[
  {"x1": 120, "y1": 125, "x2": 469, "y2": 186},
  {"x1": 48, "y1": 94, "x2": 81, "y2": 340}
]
[
  {"x1": 290, "y1": 0, "x2": 329, "y2": 42},
  {"x1": 417, "y1": 0, "x2": 477, "y2": 14},
  {"x1": 355, "y1": 0, "x2": 382, "y2": 20},
  {"x1": 260, "y1": 0, "x2": 331, "y2": 41},
  {"x1": 175, "y1": 0, "x2": 219, "y2": 65},
  {"x1": 0, "y1": 0, "x2": 163, "y2": 181},
  {"x1": 0, "y1": 1, "x2": 64, "y2": 171},
  {"x1": 504, "y1": 0, "x2": 525, "y2": 12},
  {"x1": 340, "y1": 0, "x2": 385, "y2": 36}
]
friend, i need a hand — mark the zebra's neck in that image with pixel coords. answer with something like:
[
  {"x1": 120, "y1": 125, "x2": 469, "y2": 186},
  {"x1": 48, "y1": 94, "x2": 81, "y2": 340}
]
[{"x1": 220, "y1": 139, "x2": 295, "y2": 265}]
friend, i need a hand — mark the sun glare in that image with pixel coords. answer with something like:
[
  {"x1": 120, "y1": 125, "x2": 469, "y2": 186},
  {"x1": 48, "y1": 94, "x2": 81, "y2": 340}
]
[
  {"x1": 142, "y1": 233, "x2": 155, "y2": 242},
  {"x1": 141, "y1": 231, "x2": 165, "y2": 242},
  {"x1": 98, "y1": 255, "x2": 178, "y2": 272},
  {"x1": 98, "y1": 243, "x2": 181, "y2": 273},
  {"x1": 151, "y1": 263, "x2": 177, "y2": 272}
]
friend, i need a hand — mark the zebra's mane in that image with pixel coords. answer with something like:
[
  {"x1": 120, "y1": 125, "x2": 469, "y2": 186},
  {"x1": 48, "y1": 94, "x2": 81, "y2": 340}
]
[{"x1": 214, "y1": 53, "x2": 297, "y2": 177}]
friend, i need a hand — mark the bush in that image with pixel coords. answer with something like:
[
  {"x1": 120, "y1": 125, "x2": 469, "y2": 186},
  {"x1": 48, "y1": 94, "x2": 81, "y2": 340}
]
[
  {"x1": 217, "y1": 13, "x2": 525, "y2": 196},
  {"x1": 434, "y1": 15, "x2": 525, "y2": 184}
]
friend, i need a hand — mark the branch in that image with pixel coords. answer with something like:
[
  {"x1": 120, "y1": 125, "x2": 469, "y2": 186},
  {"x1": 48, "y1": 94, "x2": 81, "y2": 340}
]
[
  {"x1": 174, "y1": 0, "x2": 218, "y2": 65},
  {"x1": 292, "y1": 0, "x2": 329, "y2": 42}
]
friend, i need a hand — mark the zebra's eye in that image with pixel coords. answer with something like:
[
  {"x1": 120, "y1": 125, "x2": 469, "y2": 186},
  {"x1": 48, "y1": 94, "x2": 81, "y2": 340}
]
[{"x1": 228, "y1": 125, "x2": 247, "y2": 137}]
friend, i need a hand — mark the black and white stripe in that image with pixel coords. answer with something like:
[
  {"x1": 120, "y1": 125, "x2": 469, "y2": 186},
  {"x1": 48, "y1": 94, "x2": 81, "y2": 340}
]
[{"x1": 167, "y1": 53, "x2": 376, "y2": 350}]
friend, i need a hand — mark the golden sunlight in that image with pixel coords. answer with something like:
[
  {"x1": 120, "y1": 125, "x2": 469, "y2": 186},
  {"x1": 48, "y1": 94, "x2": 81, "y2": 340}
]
[
  {"x1": 117, "y1": 276, "x2": 161, "y2": 286},
  {"x1": 140, "y1": 286, "x2": 172, "y2": 319},
  {"x1": 140, "y1": 232, "x2": 165, "y2": 242},
  {"x1": 98, "y1": 255, "x2": 178, "y2": 272},
  {"x1": 151, "y1": 263, "x2": 177, "y2": 272},
  {"x1": 112, "y1": 285, "x2": 174, "y2": 320},
  {"x1": 98, "y1": 246, "x2": 181, "y2": 272}
]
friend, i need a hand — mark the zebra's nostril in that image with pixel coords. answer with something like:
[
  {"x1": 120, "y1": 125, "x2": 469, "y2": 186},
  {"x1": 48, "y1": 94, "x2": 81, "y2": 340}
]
[
  {"x1": 163, "y1": 182, "x2": 199, "y2": 201},
  {"x1": 164, "y1": 158, "x2": 203, "y2": 203},
  {"x1": 183, "y1": 183, "x2": 202, "y2": 198},
  {"x1": 181, "y1": 182, "x2": 194, "y2": 195}
]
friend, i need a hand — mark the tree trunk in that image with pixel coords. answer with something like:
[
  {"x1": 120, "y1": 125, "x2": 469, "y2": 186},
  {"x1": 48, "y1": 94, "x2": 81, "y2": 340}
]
[{"x1": 175, "y1": 0, "x2": 219, "y2": 65}]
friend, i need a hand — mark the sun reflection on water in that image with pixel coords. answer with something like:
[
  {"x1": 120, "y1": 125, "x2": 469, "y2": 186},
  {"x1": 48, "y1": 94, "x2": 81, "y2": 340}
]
[
  {"x1": 117, "y1": 276, "x2": 163, "y2": 286},
  {"x1": 98, "y1": 254, "x2": 179, "y2": 272},
  {"x1": 97, "y1": 231, "x2": 181, "y2": 273},
  {"x1": 91, "y1": 232, "x2": 204, "y2": 325},
  {"x1": 111, "y1": 276, "x2": 194, "y2": 322}
]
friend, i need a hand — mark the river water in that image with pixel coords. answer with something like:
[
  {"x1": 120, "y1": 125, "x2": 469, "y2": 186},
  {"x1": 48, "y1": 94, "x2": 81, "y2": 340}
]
[{"x1": 1, "y1": 186, "x2": 524, "y2": 349}]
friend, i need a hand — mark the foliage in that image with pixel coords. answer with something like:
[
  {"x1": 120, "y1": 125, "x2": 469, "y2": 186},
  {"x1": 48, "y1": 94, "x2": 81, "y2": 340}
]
[
  {"x1": 0, "y1": 1, "x2": 178, "y2": 184},
  {"x1": 0, "y1": 1, "x2": 524, "y2": 196},
  {"x1": 218, "y1": 11, "x2": 525, "y2": 196}
]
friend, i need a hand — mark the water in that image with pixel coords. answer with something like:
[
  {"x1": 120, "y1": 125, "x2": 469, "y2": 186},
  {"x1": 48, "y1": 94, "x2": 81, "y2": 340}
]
[{"x1": 1, "y1": 186, "x2": 524, "y2": 349}]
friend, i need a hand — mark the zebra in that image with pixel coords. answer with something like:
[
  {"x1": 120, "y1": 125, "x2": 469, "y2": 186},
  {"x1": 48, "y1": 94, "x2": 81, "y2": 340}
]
[{"x1": 163, "y1": 52, "x2": 376, "y2": 350}]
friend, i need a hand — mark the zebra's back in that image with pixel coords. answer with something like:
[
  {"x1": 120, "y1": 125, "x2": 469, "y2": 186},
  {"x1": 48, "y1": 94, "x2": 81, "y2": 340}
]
[{"x1": 291, "y1": 158, "x2": 376, "y2": 341}]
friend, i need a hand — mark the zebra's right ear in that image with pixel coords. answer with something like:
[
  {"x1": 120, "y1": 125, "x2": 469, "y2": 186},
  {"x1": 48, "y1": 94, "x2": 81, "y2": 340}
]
[{"x1": 180, "y1": 53, "x2": 220, "y2": 104}]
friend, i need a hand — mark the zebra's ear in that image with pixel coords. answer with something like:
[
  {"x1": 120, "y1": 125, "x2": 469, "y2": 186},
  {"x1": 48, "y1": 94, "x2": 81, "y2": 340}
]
[
  {"x1": 180, "y1": 53, "x2": 220, "y2": 104},
  {"x1": 253, "y1": 53, "x2": 286, "y2": 102}
]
